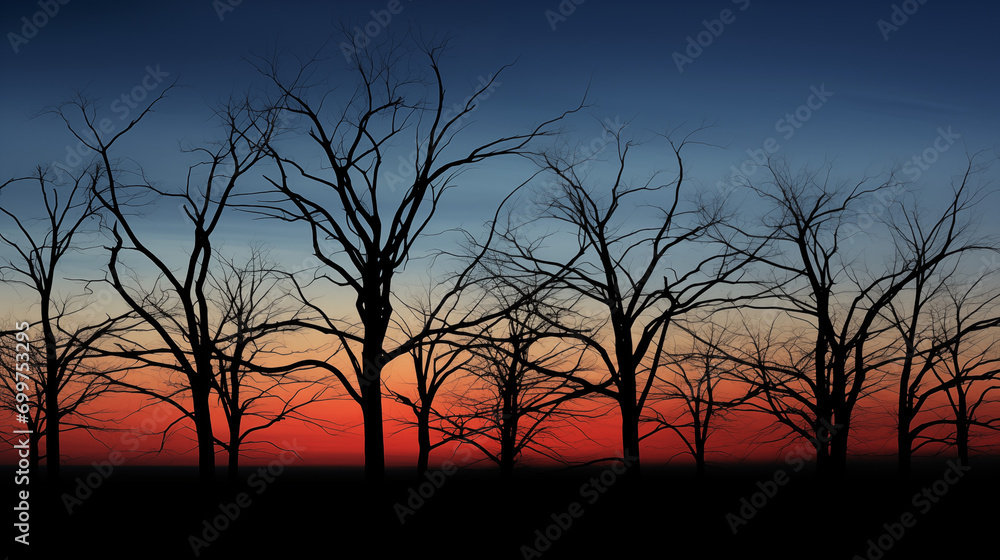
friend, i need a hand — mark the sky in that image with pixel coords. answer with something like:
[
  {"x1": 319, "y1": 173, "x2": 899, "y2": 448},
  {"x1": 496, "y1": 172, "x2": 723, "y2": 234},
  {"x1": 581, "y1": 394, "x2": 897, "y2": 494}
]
[{"x1": 1, "y1": 0, "x2": 999, "y2": 468}]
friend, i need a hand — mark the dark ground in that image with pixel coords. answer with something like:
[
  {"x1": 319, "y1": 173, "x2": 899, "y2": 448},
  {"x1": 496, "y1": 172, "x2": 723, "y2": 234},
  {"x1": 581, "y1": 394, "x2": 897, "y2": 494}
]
[{"x1": 5, "y1": 457, "x2": 998, "y2": 559}]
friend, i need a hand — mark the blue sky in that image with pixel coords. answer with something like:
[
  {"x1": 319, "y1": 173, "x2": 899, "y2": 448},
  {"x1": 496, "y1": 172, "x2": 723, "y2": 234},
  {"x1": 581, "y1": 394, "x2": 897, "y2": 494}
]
[{"x1": 1, "y1": 0, "x2": 998, "y2": 262}]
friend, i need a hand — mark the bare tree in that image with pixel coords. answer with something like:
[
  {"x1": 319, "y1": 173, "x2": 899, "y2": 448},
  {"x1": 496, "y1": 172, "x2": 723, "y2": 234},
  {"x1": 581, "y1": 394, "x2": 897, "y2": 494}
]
[
  {"x1": 494, "y1": 126, "x2": 756, "y2": 476},
  {"x1": 208, "y1": 248, "x2": 333, "y2": 483},
  {"x1": 723, "y1": 156, "x2": 994, "y2": 476},
  {"x1": 452, "y1": 328, "x2": 592, "y2": 476},
  {"x1": 435, "y1": 269, "x2": 594, "y2": 477},
  {"x1": 55, "y1": 90, "x2": 279, "y2": 486},
  {"x1": 388, "y1": 291, "x2": 477, "y2": 475},
  {"x1": 248, "y1": 36, "x2": 581, "y2": 482},
  {"x1": 647, "y1": 321, "x2": 757, "y2": 476},
  {"x1": 932, "y1": 281, "x2": 1000, "y2": 464},
  {"x1": 880, "y1": 160, "x2": 1000, "y2": 476},
  {"x1": 0, "y1": 165, "x2": 133, "y2": 483},
  {"x1": 888, "y1": 263, "x2": 1000, "y2": 475}
]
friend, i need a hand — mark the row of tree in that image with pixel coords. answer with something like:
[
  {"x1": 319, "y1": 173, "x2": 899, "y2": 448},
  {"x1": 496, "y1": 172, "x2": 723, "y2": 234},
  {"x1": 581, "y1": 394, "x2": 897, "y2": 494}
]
[{"x1": 2, "y1": 36, "x2": 998, "y2": 488}]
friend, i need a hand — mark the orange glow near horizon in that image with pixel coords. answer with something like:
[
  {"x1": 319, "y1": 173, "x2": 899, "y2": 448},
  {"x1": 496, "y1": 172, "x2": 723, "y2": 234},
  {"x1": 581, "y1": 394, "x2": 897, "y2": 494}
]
[
  {"x1": 3, "y1": 314, "x2": 999, "y2": 470},
  {"x1": 5, "y1": 360, "x2": 999, "y2": 470}
]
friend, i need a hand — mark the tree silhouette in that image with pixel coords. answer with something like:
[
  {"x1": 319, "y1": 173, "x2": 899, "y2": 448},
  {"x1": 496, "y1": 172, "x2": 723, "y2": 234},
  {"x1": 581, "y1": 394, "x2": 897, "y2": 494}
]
[
  {"x1": 932, "y1": 281, "x2": 1000, "y2": 464},
  {"x1": 494, "y1": 125, "x2": 756, "y2": 475},
  {"x1": 719, "y1": 156, "x2": 995, "y2": 476},
  {"x1": 888, "y1": 261, "x2": 1000, "y2": 475},
  {"x1": 57, "y1": 90, "x2": 279, "y2": 486},
  {"x1": 437, "y1": 270, "x2": 595, "y2": 477},
  {"x1": 648, "y1": 321, "x2": 757, "y2": 476},
  {"x1": 388, "y1": 291, "x2": 477, "y2": 475},
  {"x1": 248, "y1": 35, "x2": 581, "y2": 482},
  {"x1": 207, "y1": 248, "x2": 333, "y2": 483},
  {"x1": 0, "y1": 164, "x2": 134, "y2": 483}
]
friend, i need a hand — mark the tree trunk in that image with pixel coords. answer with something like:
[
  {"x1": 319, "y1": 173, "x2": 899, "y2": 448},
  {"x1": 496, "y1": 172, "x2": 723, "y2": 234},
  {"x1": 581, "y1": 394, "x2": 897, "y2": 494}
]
[
  {"x1": 500, "y1": 409, "x2": 517, "y2": 478},
  {"x1": 956, "y1": 387, "x2": 969, "y2": 467},
  {"x1": 619, "y1": 397, "x2": 641, "y2": 478},
  {"x1": 360, "y1": 348, "x2": 386, "y2": 484},
  {"x1": 814, "y1": 414, "x2": 834, "y2": 477},
  {"x1": 695, "y1": 437, "x2": 706, "y2": 477},
  {"x1": 616, "y1": 336, "x2": 641, "y2": 477},
  {"x1": 228, "y1": 447, "x2": 239, "y2": 485},
  {"x1": 29, "y1": 430, "x2": 41, "y2": 473},
  {"x1": 499, "y1": 355, "x2": 519, "y2": 478},
  {"x1": 813, "y1": 330, "x2": 831, "y2": 477},
  {"x1": 43, "y1": 320, "x2": 60, "y2": 485},
  {"x1": 897, "y1": 309, "x2": 919, "y2": 480},
  {"x1": 828, "y1": 354, "x2": 849, "y2": 477},
  {"x1": 416, "y1": 407, "x2": 430, "y2": 475},
  {"x1": 896, "y1": 362, "x2": 914, "y2": 479},
  {"x1": 500, "y1": 435, "x2": 515, "y2": 477},
  {"x1": 44, "y1": 394, "x2": 60, "y2": 485},
  {"x1": 358, "y1": 278, "x2": 390, "y2": 485},
  {"x1": 897, "y1": 411, "x2": 912, "y2": 479},
  {"x1": 829, "y1": 411, "x2": 849, "y2": 477},
  {"x1": 191, "y1": 376, "x2": 216, "y2": 488},
  {"x1": 228, "y1": 420, "x2": 241, "y2": 485}
]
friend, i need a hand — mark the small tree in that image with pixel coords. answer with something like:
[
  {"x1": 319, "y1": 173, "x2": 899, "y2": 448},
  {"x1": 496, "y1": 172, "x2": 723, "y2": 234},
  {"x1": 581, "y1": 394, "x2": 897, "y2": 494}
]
[
  {"x1": 648, "y1": 321, "x2": 757, "y2": 476},
  {"x1": 388, "y1": 292, "x2": 477, "y2": 475},
  {"x1": 444, "y1": 272, "x2": 593, "y2": 477},
  {"x1": 933, "y1": 281, "x2": 1000, "y2": 463},
  {"x1": 889, "y1": 271, "x2": 1000, "y2": 474},
  {"x1": 208, "y1": 249, "x2": 333, "y2": 483}
]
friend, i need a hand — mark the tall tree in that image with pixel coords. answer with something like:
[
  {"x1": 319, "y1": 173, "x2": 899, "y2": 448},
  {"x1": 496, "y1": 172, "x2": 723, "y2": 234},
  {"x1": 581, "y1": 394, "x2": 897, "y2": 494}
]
[
  {"x1": 0, "y1": 165, "x2": 131, "y2": 483},
  {"x1": 57, "y1": 90, "x2": 278, "y2": 486},
  {"x1": 495, "y1": 126, "x2": 755, "y2": 475},
  {"x1": 725, "y1": 156, "x2": 993, "y2": 476},
  {"x1": 250, "y1": 36, "x2": 580, "y2": 482}
]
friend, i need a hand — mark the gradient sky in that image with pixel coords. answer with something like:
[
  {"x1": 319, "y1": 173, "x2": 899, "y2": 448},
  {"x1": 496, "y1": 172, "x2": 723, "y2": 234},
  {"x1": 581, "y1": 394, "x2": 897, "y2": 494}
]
[{"x1": 2, "y1": 0, "x2": 999, "y2": 467}]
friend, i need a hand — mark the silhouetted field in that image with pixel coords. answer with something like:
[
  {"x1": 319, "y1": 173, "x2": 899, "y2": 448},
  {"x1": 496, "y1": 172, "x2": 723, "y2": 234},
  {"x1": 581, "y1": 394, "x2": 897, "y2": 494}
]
[{"x1": 8, "y1": 458, "x2": 998, "y2": 559}]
